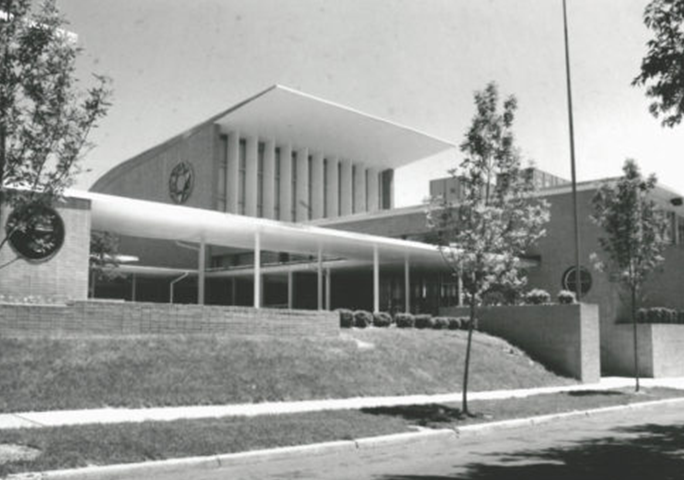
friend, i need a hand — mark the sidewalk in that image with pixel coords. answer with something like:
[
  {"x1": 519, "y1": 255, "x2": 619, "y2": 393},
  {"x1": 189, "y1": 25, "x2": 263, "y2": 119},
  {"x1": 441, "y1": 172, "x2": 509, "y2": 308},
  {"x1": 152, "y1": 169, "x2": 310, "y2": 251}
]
[{"x1": 2, "y1": 376, "x2": 683, "y2": 430}]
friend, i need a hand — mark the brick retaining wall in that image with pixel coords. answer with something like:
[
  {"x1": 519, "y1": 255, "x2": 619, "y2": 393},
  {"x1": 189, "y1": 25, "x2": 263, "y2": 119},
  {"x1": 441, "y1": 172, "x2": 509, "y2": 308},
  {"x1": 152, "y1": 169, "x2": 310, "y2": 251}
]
[
  {"x1": 0, "y1": 300, "x2": 339, "y2": 338},
  {"x1": 441, "y1": 304, "x2": 600, "y2": 383}
]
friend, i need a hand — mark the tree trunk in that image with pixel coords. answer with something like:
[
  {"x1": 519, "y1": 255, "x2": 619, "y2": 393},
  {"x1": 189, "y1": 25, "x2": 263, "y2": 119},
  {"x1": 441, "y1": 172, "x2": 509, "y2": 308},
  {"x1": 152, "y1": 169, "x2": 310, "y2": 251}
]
[
  {"x1": 462, "y1": 300, "x2": 476, "y2": 416},
  {"x1": 631, "y1": 286, "x2": 640, "y2": 392}
]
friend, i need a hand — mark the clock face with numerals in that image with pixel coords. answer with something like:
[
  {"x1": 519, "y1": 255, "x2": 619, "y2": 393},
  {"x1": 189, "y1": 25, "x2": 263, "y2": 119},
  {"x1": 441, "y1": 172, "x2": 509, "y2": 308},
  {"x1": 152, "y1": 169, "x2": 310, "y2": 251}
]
[
  {"x1": 169, "y1": 161, "x2": 194, "y2": 204},
  {"x1": 6, "y1": 204, "x2": 65, "y2": 263}
]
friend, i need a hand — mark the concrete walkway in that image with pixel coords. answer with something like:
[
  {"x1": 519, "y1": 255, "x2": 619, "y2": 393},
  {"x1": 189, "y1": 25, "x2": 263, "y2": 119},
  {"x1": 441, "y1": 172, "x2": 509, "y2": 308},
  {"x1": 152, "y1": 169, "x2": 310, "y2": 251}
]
[{"x1": 2, "y1": 376, "x2": 683, "y2": 430}]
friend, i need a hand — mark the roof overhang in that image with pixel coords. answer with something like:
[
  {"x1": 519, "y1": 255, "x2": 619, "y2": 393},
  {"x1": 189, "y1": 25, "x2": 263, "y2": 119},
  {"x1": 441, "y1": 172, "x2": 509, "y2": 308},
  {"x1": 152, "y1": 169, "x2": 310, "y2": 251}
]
[
  {"x1": 211, "y1": 85, "x2": 455, "y2": 170},
  {"x1": 76, "y1": 190, "x2": 452, "y2": 269}
]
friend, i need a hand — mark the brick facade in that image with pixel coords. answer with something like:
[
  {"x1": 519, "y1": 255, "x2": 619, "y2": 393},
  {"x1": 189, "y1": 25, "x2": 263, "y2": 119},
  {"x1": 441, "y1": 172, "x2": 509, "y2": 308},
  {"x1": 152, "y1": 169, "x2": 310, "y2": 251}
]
[
  {"x1": 0, "y1": 198, "x2": 91, "y2": 301},
  {"x1": 0, "y1": 300, "x2": 339, "y2": 338}
]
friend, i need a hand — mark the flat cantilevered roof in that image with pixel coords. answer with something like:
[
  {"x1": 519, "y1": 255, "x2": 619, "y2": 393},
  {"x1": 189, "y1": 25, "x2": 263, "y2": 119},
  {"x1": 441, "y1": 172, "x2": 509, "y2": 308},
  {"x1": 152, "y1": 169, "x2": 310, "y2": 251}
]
[
  {"x1": 75, "y1": 191, "x2": 453, "y2": 269},
  {"x1": 211, "y1": 85, "x2": 455, "y2": 169}
]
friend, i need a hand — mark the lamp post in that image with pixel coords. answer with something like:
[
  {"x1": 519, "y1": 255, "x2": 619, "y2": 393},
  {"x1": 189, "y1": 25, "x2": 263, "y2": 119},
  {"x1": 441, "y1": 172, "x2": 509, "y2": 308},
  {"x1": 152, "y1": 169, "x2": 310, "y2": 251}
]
[{"x1": 562, "y1": 0, "x2": 582, "y2": 301}]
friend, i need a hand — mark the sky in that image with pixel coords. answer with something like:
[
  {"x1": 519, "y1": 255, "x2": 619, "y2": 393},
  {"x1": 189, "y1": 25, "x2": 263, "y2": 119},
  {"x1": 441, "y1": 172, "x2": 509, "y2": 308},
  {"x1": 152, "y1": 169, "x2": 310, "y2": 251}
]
[{"x1": 56, "y1": 0, "x2": 684, "y2": 207}]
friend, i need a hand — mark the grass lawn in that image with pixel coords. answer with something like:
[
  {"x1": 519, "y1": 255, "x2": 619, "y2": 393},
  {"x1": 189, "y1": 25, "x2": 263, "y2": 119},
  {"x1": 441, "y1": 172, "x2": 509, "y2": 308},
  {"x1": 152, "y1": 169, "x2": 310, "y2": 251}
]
[
  {"x1": 0, "y1": 388, "x2": 681, "y2": 477},
  {"x1": 0, "y1": 329, "x2": 573, "y2": 412}
]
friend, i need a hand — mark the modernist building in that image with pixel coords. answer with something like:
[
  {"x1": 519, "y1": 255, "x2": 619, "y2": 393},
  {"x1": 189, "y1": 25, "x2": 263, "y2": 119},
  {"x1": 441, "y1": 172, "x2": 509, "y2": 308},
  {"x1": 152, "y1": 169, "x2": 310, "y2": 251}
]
[{"x1": 4, "y1": 85, "x2": 684, "y2": 375}]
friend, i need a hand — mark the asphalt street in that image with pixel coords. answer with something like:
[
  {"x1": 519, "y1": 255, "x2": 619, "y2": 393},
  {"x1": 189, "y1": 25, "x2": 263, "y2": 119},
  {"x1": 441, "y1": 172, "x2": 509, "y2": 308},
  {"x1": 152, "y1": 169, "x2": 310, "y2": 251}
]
[{"x1": 174, "y1": 401, "x2": 684, "y2": 480}]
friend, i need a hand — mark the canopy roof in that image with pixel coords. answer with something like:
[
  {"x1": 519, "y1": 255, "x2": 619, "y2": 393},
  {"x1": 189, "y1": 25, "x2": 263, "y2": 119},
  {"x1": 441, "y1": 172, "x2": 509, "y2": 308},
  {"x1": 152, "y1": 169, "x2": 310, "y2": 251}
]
[
  {"x1": 212, "y1": 85, "x2": 455, "y2": 169},
  {"x1": 76, "y1": 191, "x2": 452, "y2": 269}
]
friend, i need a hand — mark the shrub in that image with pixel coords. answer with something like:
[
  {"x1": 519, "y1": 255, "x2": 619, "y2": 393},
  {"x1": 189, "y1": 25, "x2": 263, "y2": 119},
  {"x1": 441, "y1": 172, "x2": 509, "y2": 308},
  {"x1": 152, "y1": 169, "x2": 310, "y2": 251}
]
[
  {"x1": 433, "y1": 317, "x2": 450, "y2": 330},
  {"x1": 448, "y1": 317, "x2": 463, "y2": 330},
  {"x1": 394, "y1": 313, "x2": 415, "y2": 328},
  {"x1": 482, "y1": 291, "x2": 506, "y2": 306},
  {"x1": 525, "y1": 289, "x2": 551, "y2": 305},
  {"x1": 557, "y1": 290, "x2": 576, "y2": 304},
  {"x1": 637, "y1": 308, "x2": 648, "y2": 323},
  {"x1": 635, "y1": 307, "x2": 679, "y2": 324},
  {"x1": 337, "y1": 308, "x2": 354, "y2": 328},
  {"x1": 353, "y1": 310, "x2": 373, "y2": 328},
  {"x1": 678, "y1": 311, "x2": 684, "y2": 324},
  {"x1": 414, "y1": 314, "x2": 435, "y2": 329},
  {"x1": 373, "y1": 311, "x2": 393, "y2": 328}
]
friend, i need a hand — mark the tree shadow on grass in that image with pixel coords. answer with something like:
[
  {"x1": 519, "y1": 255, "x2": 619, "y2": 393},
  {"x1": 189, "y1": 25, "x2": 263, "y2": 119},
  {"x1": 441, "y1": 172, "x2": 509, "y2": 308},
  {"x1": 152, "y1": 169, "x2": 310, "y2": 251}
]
[
  {"x1": 375, "y1": 423, "x2": 684, "y2": 480},
  {"x1": 565, "y1": 389, "x2": 625, "y2": 397},
  {"x1": 362, "y1": 404, "x2": 466, "y2": 427}
]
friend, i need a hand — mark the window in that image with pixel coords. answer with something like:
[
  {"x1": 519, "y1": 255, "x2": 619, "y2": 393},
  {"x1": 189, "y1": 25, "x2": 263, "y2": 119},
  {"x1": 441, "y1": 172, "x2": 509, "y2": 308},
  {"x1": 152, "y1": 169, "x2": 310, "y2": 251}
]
[
  {"x1": 274, "y1": 147, "x2": 281, "y2": 219},
  {"x1": 562, "y1": 266, "x2": 593, "y2": 295},
  {"x1": 257, "y1": 142, "x2": 265, "y2": 217},
  {"x1": 323, "y1": 158, "x2": 328, "y2": 217},
  {"x1": 216, "y1": 135, "x2": 228, "y2": 211},
  {"x1": 291, "y1": 151, "x2": 297, "y2": 221},
  {"x1": 238, "y1": 139, "x2": 247, "y2": 215}
]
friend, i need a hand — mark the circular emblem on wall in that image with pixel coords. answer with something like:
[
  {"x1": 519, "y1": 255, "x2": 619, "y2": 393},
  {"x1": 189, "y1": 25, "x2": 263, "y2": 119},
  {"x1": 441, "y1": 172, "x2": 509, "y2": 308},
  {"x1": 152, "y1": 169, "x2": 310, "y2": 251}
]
[
  {"x1": 168, "y1": 161, "x2": 194, "y2": 204},
  {"x1": 562, "y1": 266, "x2": 593, "y2": 296},
  {"x1": 6, "y1": 204, "x2": 65, "y2": 263}
]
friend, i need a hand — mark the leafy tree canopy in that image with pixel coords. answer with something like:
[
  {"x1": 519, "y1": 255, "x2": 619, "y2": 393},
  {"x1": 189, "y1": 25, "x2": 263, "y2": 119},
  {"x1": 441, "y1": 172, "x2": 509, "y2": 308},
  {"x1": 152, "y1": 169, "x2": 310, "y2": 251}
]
[
  {"x1": 0, "y1": 0, "x2": 110, "y2": 255},
  {"x1": 633, "y1": 0, "x2": 684, "y2": 127}
]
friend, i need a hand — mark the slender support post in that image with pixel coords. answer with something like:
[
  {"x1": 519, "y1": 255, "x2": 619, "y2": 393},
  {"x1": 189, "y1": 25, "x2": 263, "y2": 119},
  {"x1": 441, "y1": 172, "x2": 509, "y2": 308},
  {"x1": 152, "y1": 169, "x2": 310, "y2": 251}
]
[
  {"x1": 404, "y1": 255, "x2": 411, "y2": 313},
  {"x1": 287, "y1": 270, "x2": 294, "y2": 309},
  {"x1": 317, "y1": 247, "x2": 323, "y2": 310},
  {"x1": 563, "y1": 0, "x2": 582, "y2": 301},
  {"x1": 254, "y1": 231, "x2": 261, "y2": 308},
  {"x1": 458, "y1": 269, "x2": 464, "y2": 307},
  {"x1": 373, "y1": 245, "x2": 379, "y2": 313},
  {"x1": 325, "y1": 268, "x2": 331, "y2": 310},
  {"x1": 198, "y1": 240, "x2": 206, "y2": 305}
]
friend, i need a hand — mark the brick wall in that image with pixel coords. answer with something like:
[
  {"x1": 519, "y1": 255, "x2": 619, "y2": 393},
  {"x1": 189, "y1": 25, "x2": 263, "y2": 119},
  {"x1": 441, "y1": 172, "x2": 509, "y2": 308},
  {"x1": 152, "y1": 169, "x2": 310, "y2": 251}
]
[
  {"x1": 0, "y1": 300, "x2": 339, "y2": 338},
  {"x1": 0, "y1": 198, "x2": 91, "y2": 301},
  {"x1": 441, "y1": 304, "x2": 601, "y2": 383}
]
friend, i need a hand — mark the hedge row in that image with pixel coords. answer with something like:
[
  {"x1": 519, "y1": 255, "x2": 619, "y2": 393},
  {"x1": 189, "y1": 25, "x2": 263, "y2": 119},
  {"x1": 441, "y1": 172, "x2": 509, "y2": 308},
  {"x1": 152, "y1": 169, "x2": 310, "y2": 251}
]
[
  {"x1": 636, "y1": 307, "x2": 684, "y2": 324},
  {"x1": 337, "y1": 309, "x2": 476, "y2": 331}
]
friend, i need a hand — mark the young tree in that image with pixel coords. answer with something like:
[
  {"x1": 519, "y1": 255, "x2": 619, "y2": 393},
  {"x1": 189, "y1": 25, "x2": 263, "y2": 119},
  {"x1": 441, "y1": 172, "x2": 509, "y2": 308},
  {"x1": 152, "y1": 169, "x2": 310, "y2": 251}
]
[
  {"x1": 0, "y1": 0, "x2": 110, "y2": 264},
  {"x1": 89, "y1": 231, "x2": 121, "y2": 298},
  {"x1": 591, "y1": 159, "x2": 668, "y2": 392},
  {"x1": 633, "y1": 0, "x2": 684, "y2": 127},
  {"x1": 428, "y1": 82, "x2": 550, "y2": 416}
]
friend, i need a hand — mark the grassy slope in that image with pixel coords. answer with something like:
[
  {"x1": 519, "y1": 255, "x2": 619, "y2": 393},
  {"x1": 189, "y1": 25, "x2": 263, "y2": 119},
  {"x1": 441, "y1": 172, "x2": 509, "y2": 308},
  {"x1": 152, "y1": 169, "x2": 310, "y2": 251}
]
[
  {"x1": 2, "y1": 388, "x2": 682, "y2": 476},
  {"x1": 0, "y1": 328, "x2": 573, "y2": 412}
]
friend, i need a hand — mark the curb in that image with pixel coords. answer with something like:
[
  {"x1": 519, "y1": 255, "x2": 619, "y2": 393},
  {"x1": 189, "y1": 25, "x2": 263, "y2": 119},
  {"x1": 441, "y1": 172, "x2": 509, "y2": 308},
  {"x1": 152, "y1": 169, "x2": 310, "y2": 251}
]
[{"x1": 8, "y1": 397, "x2": 684, "y2": 480}]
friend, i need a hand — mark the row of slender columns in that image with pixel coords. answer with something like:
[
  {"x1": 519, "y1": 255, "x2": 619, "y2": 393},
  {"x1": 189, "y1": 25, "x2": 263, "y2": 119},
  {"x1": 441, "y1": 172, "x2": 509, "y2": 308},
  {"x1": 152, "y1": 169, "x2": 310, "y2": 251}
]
[{"x1": 222, "y1": 132, "x2": 381, "y2": 220}]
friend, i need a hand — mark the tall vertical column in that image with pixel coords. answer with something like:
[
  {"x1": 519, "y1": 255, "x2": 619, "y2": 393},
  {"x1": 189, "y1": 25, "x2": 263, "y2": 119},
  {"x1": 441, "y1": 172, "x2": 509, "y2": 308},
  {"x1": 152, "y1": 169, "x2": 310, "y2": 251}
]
[
  {"x1": 367, "y1": 168, "x2": 379, "y2": 212},
  {"x1": 279, "y1": 144, "x2": 292, "y2": 222},
  {"x1": 325, "y1": 269, "x2": 331, "y2": 310},
  {"x1": 287, "y1": 270, "x2": 294, "y2": 309},
  {"x1": 198, "y1": 240, "x2": 206, "y2": 305},
  {"x1": 317, "y1": 247, "x2": 323, "y2": 310},
  {"x1": 311, "y1": 153, "x2": 325, "y2": 220},
  {"x1": 262, "y1": 139, "x2": 276, "y2": 219},
  {"x1": 326, "y1": 157, "x2": 339, "y2": 219},
  {"x1": 296, "y1": 147, "x2": 309, "y2": 221},
  {"x1": 340, "y1": 159, "x2": 353, "y2": 217},
  {"x1": 354, "y1": 163, "x2": 367, "y2": 213},
  {"x1": 373, "y1": 245, "x2": 379, "y2": 313},
  {"x1": 245, "y1": 136, "x2": 258, "y2": 217},
  {"x1": 254, "y1": 232, "x2": 261, "y2": 308},
  {"x1": 226, "y1": 131, "x2": 240, "y2": 214},
  {"x1": 404, "y1": 255, "x2": 410, "y2": 313}
]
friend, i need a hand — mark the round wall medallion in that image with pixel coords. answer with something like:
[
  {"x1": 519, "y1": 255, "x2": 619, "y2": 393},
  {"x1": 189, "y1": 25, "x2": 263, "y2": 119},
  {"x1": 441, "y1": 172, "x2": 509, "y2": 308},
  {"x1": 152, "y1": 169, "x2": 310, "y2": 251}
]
[
  {"x1": 6, "y1": 204, "x2": 65, "y2": 262},
  {"x1": 562, "y1": 266, "x2": 593, "y2": 295},
  {"x1": 169, "y1": 161, "x2": 194, "y2": 204}
]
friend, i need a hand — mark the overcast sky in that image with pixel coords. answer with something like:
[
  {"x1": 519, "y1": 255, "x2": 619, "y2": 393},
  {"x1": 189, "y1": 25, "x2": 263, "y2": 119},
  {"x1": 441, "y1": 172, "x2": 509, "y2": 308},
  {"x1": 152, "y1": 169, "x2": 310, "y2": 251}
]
[{"x1": 58, "y1": 0, "x2": 684, "y2": 206}]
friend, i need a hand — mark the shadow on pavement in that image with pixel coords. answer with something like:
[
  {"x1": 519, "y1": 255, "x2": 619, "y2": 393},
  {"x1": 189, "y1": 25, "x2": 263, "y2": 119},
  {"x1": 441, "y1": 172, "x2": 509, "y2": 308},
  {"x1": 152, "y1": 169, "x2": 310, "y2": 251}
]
[{"x1": 375, "y1": 423, "x2": 684, "y2": 480}]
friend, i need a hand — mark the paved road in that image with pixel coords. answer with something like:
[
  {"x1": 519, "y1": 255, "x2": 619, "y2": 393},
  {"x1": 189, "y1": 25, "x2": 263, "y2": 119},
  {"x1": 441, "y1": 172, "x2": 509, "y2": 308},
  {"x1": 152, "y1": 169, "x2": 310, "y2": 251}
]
[{"x1": 175, "y1": 402, "x2": 684, "y2": 480}]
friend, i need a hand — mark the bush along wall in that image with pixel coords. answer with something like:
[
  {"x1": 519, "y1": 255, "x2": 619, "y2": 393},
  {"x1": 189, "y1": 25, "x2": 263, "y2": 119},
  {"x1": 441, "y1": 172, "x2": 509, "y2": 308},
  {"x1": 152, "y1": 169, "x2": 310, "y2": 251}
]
[{"x1": 635, "y1": 307, "x2": 684, "y2": 324}]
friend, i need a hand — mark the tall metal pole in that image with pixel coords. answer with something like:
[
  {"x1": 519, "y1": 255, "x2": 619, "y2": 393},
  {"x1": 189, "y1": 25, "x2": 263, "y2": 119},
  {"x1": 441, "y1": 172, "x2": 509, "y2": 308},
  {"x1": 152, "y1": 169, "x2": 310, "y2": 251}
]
[{"x1": 562, "y1": 0, "x2": 582, "y2": 301}]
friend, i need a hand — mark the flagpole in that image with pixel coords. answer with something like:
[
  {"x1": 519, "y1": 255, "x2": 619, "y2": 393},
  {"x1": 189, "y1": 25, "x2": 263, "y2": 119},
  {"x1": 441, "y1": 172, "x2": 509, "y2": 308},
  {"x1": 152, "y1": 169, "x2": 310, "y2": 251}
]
[{"x1": 562, "y1": 0, "x2": 582, "y2": 301}]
